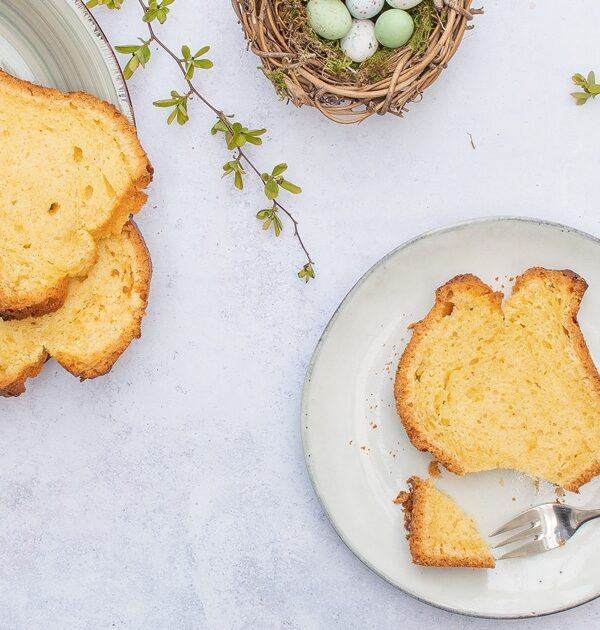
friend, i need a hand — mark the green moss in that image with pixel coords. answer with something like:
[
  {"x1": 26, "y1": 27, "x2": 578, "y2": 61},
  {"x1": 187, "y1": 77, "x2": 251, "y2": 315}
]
[
  {"x1": 322, "y1": 42, "x2": 353, "y2": 75},
  {"x1": 409, "y1": 0, "x2": 436, "y2": 55},
  {"x1": 264, "y1": 69, "x2": 288, "y2": 100},
  {"x1": 355, "y1": 48, "x2": 395, "y2": 84}
]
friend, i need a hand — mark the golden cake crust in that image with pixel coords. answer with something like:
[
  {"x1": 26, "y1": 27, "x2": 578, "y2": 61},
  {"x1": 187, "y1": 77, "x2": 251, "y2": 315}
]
[
  {"x1": 0, "y1": 70, "x2": 153, "y2": 318},
  {"x1": 394, "y1": 268, "x2": 600, "y2": 492},
  {"x1": 399, "y1": 476, "x2": 495, "y2": 568},
  {"x1": 0, "y1": 222, "x2": 151, "y2": 397}
]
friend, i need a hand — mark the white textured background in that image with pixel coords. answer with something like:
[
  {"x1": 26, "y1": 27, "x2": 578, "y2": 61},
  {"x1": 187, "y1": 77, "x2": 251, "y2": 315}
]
[{"x1": 4, "y1": 0, "x2": 600, "y2": 628}]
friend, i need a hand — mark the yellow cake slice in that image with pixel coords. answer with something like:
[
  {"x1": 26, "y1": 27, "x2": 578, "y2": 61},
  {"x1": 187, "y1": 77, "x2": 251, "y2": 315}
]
[
  {"x1": 398, "y1": 476, "x2": 495, "y2": 568},
  {"x1": 395, "y1": 268, "x2": 600, "y2": 492},
  {"x1": 0, "y1": 70, "x2": 152, "y2": 318},
  {"x1": 0, "y1": 222, "x2": 151, "y2": 396}
]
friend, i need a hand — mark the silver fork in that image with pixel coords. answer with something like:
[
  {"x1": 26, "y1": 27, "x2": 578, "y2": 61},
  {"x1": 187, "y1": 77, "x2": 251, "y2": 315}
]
[{"x1": 489, "y1": 503, "x2": 600, "y2": 560}]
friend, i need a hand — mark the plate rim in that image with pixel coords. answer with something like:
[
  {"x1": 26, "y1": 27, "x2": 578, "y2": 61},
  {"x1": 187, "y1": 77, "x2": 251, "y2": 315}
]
[
  {"x1": 301, "y1": 215, "x2": 600, "y2": 620},
  {"x1": 70, "y1": 0, "x2": 135, "y2": 124}
]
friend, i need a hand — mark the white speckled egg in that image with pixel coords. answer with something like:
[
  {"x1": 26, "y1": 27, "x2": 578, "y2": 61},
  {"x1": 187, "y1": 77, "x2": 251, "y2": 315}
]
[
  {"x1": 386, "y1": 0, "x2": 423, "y2": 9},
  {"x1": 307, "y1": 0, "x2": 353, "y2": 40},
  {"x1": 345, "y1": 0, "x2": 385, "y2": 19},
  {"x1": 340, "y1": 19, "x2": 379, "y2": 63}
]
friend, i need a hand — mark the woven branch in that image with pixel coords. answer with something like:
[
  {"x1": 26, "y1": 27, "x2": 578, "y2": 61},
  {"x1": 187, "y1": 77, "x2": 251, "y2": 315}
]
[{"x1": 231, "y1": 0, "x2": 481, "y2": 124}]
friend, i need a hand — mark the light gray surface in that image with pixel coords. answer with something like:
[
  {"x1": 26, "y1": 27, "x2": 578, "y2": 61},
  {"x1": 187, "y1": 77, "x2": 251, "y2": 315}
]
[{"x1": 3, "y1": 0, "x2": 600, "y2": 628}]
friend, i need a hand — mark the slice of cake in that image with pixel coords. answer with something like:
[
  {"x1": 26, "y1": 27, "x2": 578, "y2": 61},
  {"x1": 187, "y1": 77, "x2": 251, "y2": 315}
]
[
  {"x1": 0, "y1": 70, "x2": 152, "y2": 318},
  {"x1": 397, "y1": 476, "x2": 495, "y2": 568},
  {"x1": 394, "y1": 268, "x2": 600, "y2": 492},
  {"x1": 0, "y1": 222, "x2": 151, "y2": 396}
]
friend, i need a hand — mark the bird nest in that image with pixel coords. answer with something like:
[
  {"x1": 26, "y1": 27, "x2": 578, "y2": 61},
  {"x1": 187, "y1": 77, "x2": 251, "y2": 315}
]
[{"x1": 231, "y1": 0, "x2": 482, "y2": 123}]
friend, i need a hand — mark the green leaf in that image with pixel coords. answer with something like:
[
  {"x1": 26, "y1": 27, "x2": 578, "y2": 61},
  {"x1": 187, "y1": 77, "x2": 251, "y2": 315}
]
[
  {"x1": 115, "y1": 44, "x2": 140, "y2": 54},
  {"x1": 211, "y1": 120, "x2": 229, "y2": 135},
  {"x1": 256, "y1": 209, "x2": 271, "y2": 220},
  {"x1": 194, "y1": 46, "x2": 211, "y2": 58},
  {"x1": 193, "y1": 59, "x2": 214, "y2": 69},
  {"x1": 184, "y1": 63, "x2": 195, "y2": 80},
  {"x1": 138, "y1": 45, "x2": 151, "y2": 66},
  {"x1": 244, "y1": 134, "x2": 262, "y2": 146},
  {"x1": 143, "y1": 8, "x2": 158, "y2": 22},
  {"x1": 234, "y1": 172, "x2": 243, "y2": 190},
  {"x1": 271, "y1": 163, "x2": 288, "y2": 177},
  {"x1": 123, "y1": 56, "x2": 140, "y2": 80},
  {"x1": 588, "y1": 85, "x2": 600, "y2": 95},
  {"x1": 167, "y1": 108, "x2": 178, "y2": 124},
  {"x1": 264, "y1": 179, "x2": 279, "y2": 200},
  {"x1": 280, "y1": 179, "x2": 302, "y2": 194},
  {"x1": 571, "y1": 91, "x2": 590, "y2": 101},
  {"x1": 153, "y1": 98, "x2": 179, "y2": 107},
  {"x1": 273, "y1": 214, "x2": 283, "y2": 237},
  {"x1": 588, "y1": 71, "x2": 596, "y2": 86},
  {"x1": 182, "y1": 45, "x2": 191, "y2": 60}
]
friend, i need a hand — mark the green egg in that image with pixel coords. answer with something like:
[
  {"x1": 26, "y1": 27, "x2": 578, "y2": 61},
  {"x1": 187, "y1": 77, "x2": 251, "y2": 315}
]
[
  {"x1": 307, "y1": 0, "x2": 352, "y2": 41},
  {"x1": 375, "y1": 9, "x2": 414, "y2": 48}
]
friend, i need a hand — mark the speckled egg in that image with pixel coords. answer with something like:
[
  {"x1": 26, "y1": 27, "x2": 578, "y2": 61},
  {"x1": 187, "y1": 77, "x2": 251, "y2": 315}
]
[
  {"x1": 345, "y1": 0, "x2": 385, "y2": 19},
  {"x1": 307, "y1": 0, "x2": 353, "y2": 41},
  {"x1": 375, "y1": 8, "x2": 414, "y2": 48},
  {"x1": 340, "y1": 19, "x2": 379, "y2": 63},
  {"x1": 386, "y1": 0, "x2": 423, "y2": 9}
]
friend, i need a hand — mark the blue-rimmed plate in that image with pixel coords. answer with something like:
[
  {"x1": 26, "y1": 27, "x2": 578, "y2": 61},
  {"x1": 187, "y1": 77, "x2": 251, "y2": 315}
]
[
  {"x1": 302, "y1": 217, "x2": 600, "y2": 618},
  {"x1": 0, "y1": 0, "x2": 132, "y2": 121}
]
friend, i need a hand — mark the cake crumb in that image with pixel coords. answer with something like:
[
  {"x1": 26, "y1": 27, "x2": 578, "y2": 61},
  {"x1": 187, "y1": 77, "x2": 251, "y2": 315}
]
[
  {"x1": 407, "y1": 322, "x2": 417, "y2": 330},
  {"x1": 393, "y1": 490, "x2": 409, "y2": 505},
  {"x1": 533, "y1": 478, "x2": 540, "y2": 492},
  {"x1": 512, "y1": 496, "x2": 516, "y2": 501},
  {"x1": 428, "y1": 460, "x2": 441, "y2": 478},
  {"x1": 348, "y1": 440, "x2": 353, "y2": 446}
]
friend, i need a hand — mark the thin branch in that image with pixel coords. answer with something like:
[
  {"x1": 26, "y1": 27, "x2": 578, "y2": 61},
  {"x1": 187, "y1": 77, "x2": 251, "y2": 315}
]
[{"x1": 135, "y1": 0, "x2": 314, "y2": 270}]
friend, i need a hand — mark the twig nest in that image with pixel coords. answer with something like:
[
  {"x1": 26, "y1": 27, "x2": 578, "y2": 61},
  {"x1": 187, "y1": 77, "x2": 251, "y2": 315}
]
[{"x1": 231, "y1": 0, "x2": 481, "y2": 124}]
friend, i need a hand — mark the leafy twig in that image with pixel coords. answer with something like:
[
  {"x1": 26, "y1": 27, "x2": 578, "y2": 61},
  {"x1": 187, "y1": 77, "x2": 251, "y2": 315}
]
[
  {"x1": 571, "y1": 71, "x2": 600, "y2": 106},
  {"x1": 88, "y1": 0, "x2": 315, "y2": 281}
]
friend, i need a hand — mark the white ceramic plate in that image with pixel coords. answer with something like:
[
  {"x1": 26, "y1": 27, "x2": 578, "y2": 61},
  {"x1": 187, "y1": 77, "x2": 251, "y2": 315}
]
[
  {"x1": 0, "y1": 0, "x2": 132, "y2": 120},
  {"x1": 302, "y1": 217, "x2": 600, "y2": 619}
]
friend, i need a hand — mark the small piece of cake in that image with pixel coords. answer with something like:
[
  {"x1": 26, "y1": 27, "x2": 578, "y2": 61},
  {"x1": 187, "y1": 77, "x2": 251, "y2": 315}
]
[
  {"x1": 395, "y1": 268, "x2": 600, "y2": 492},
  {"x1": 0, "y1": 70, "x2": 152, "y2": 318},
  {"x1": 399, "y1": 476, "x2": 495, "y2": 568},
  {"x1": 0, "y1": 222, "x2": 151, "y2": 396}
]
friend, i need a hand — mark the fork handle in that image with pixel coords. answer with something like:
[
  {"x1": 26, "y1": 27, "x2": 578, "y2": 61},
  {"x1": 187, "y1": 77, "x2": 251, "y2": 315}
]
[{"x1": 575, "y1": 508, "x2": 600, "y2": 526}]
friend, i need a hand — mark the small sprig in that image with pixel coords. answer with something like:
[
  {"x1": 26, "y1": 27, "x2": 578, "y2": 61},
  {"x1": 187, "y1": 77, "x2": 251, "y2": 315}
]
[
  {"x1": 88, "y1": 0, "x2": 315, "y2": 281},
  {"x1": 261, "y1": 164, "x2": 302, "y2": 200},
  {"x1": 257, "y1": 206, "x2": 283, "y2": 237},
  {"x1": 153, "y1": 90, "x2": 190, "y2": 125},
  {"x1": 114, "y1": 39, "x2": 151, "y2": 80},
  {"x1": 142, "y1": 0, "x2": 174, "y2": 24},
  {"x1": 222, "y1": 158, "x2": 245, "y2": 190},
  {"x1": 571, "y1": 71, "x2": 600, "y2": 105},
  {"x1": 181, "y1": 45, "x2": 213, "y2": 80},
  {"x1": 298, "y1": 262, "x2": 316, "y2": 283},
  {"x1": 211, "y1": 119, "x2": 266, "y2": 150}
]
